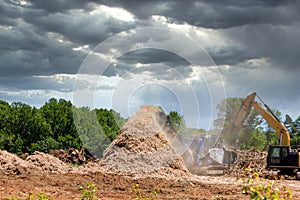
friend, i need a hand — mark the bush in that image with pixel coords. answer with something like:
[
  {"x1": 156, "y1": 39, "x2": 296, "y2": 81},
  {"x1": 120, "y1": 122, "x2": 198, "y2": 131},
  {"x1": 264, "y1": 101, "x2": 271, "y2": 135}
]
[
  {"x1": 132, "y1": 184, "x2": 157, "y2": 200},
  {"x1": 78, "y1": 183, "x2": 98, "y2": 200},
  {"x1": 241, "y1": 172, "x2": 292, "y2": 200}
]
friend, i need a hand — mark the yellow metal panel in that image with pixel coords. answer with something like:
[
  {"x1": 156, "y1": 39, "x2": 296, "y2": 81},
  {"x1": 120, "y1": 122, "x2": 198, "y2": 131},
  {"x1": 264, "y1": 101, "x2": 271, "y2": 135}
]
[{"x1": 298, "y1": 152, "x2": 300, "y2": 167}]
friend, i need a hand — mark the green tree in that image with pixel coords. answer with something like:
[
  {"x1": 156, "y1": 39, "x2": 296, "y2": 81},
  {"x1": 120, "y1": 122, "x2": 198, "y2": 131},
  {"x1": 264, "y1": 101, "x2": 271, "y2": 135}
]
[
  {"x1": 95, "y1": 108, "x2": 120, "y2": 142},
  {"x1": 168, "y1": 111, "x2": 185, "y2": 132},
  {"x1": 40, "y1": 98, "x2": 82, "y2": 150},
  {"x1": 214, "y1": 97, "x2": 244, "y2": 129},
  {"x1": 0, "y1": 100, "x2": 12, "y2": 151},
  {"x1": 286, "y1": 115, "x2": 300, "y2": 145},
  {"x1": 0, "y1": 102, "x2": 54, "y2": 153},
  {"x1": 28, "y1": 108, "x2": 53, "y2": 152},
  {"x1": 73, "y1": 107, "x2": 110, "y2": 158}
]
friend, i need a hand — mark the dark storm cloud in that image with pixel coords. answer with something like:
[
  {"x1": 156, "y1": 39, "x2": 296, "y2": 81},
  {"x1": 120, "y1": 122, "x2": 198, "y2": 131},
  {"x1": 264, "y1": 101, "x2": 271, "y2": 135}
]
[
  {"x1": 101, "y1": 49, "x2": 193, "y2": 79},
  {"x1": 1, "y1": 0, "x2": 299, "y2": 98},
  {"x1": 28, "y1": 0, "x2": 92, "y2": 13},
  {"x1": 0, "y1": 0, "x2": 136, "y2": 81},
  {"x1": 213, "y1": 23, "x2": 300, "y2": 68},
  {"x1": 25, "y1": 9, "x2": 135, "y2": 46},
  {"x1": 101, "y1": 0, "x2": 299, "y2": 29},
  {"x1": 98, "y1": 0, "x2": 300, "y2": 69},
  {"x1": 208, "y1": 46, "x2": 251, "y2": 66},
  {"x1": 117, "y1": 49, "x2": 189, "y2": 66},
  {"x1": 0, "y1": 75, "x2": 74, "y2": 92}
]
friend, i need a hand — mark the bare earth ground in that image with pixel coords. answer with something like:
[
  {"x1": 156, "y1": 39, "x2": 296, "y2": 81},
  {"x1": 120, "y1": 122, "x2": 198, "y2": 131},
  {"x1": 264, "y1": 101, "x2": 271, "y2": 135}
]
[
  {"x1": 0, "y1": 172, "x2": 246, "y2": 199},
  {"x1": 1, "y1": 172, "x2": 300, "y2": 200}
]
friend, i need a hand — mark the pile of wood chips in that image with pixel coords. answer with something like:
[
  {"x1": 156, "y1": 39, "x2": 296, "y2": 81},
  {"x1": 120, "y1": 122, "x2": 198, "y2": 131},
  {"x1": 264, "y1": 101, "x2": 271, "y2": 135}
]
[{"x1": 225, "y1": 148, "x2": 269, "y2": 177}]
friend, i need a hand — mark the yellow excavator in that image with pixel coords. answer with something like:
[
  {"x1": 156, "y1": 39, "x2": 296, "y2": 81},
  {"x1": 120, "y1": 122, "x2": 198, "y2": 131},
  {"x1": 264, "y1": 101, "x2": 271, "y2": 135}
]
[
  {"x1": 188, "y1": 92, "x2": 299, "y2": 176},
  {"x1": 226, "y1": 92, "x2": 300, "y2": 176}
]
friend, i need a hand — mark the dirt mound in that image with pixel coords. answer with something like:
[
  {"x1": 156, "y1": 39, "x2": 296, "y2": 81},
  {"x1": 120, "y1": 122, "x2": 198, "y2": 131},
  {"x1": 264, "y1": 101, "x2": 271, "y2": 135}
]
[
  {"x1": 226, "y1": 148, "x2": 268, "y2": 177},
  {"x1": 100, "y1": 106, "x2": 190, "y2": 177},
  {"x1": 26, "y1": 151, "x2": 73, "y2": 174},
  {"x1": 0, "y1": 150, "x2": 40, "y2": 175}
]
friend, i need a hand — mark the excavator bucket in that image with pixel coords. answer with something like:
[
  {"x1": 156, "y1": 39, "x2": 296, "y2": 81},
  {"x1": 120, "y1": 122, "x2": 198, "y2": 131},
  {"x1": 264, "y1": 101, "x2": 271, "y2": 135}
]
[{"x1": 189, "y1": 153, "x2": 226, "y2": 175}]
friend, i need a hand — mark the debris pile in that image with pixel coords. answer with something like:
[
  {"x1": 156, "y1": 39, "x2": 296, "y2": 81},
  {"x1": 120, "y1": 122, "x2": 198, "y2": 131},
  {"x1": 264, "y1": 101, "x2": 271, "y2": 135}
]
[
  {"x1": 100, "y1": 106, "x2": 191, "y2": 178},
  {"x1": 49, "y1": 146, "x2": 86, "y2": 165},
  {"x1": 226, "y1": 148, "x2": 268, "y2": 177}
]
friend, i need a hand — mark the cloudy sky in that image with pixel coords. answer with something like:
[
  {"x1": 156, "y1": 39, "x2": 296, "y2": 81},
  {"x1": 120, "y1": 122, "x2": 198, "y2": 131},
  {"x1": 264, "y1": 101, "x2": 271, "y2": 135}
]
[{"x1": 1, "y1": 0, "x2": 300, "y2": 129}]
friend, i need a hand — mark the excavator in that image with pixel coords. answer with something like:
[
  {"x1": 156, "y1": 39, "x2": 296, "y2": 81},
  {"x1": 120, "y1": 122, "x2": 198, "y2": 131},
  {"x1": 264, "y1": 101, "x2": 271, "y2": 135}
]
[
  {"x1": 220, "y1": 92, "x2": 300, "y2": 177},
  {"x1": 189, "y1": 92, "x2": 300, "y2": 177}
]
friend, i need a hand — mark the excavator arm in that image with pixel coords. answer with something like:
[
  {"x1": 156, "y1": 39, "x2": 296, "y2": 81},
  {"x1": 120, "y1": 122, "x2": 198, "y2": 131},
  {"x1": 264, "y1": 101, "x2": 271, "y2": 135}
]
[
  {"x1": 232, "y1": 92, "x2": 290, "y2": 146},
  {"x1": 217, "y1": 92, "x2": 290, "y2": 148},
  {"x1": 252, "y1": 101, "x2": 290, "y2": 146},
  {"x1": 205, "y1": 92, "x2": 291, "y2": 168}
]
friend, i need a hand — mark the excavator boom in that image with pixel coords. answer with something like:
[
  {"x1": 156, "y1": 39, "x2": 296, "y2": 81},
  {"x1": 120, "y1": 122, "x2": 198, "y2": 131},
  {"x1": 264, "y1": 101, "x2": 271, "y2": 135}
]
[
  {"x1": 223, "y1": 92, "x2": 290, "y2": 146},
  {"x1": 252, "y1": 101, "x2": 290, "y2": 146}
]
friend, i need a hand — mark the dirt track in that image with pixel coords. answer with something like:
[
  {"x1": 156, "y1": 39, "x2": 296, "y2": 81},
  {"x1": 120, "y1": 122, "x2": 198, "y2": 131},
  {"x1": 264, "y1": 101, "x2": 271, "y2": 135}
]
[
  {"x1": 0, "y1": 172, "x2": 242, "y2": 199},
  {"x1": 1, "y1": 171, "x2": 300, "y2": 200}
]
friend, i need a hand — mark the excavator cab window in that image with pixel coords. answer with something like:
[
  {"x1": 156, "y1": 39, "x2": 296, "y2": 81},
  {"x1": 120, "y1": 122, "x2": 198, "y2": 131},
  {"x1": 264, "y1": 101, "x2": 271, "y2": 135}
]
[
  {"x1": 268, "y1": 146, "x2": 289, "y2": 166},
  {"x1": 282, "y1": 147, "x2": 288, "y2": 159},
  {"x1": 270, "y1": 147, "x2": 280, "y2": 165}
]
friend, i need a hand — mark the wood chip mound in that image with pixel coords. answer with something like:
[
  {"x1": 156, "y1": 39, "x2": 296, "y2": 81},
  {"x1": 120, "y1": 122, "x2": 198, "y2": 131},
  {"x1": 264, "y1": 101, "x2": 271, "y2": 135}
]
[
  {"x1": 225, "y1": 148, "x2": 268, "y2": 177},
  {"x1": 100, "y1": 106, "x2": 191, "y2": 178}
]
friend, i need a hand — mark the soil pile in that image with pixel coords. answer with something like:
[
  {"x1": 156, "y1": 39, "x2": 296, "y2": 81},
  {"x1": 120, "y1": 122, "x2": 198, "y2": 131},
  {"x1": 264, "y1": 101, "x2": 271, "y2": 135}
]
[
  {"x1": 100, "y1": 106, "x2": 190, "y2": 177},
  {"x1": 0, "y1": 150, "x2": 40, "y2": 175},
  {"x1": 26, "y1": 151, "x2": 73, "y2": 174},
  {"x1": 0, "y1": 150, "x2": 78, "y2": 175},
  {"x1": 226, "y1": 148, "x2": 268, "y2": 177}
]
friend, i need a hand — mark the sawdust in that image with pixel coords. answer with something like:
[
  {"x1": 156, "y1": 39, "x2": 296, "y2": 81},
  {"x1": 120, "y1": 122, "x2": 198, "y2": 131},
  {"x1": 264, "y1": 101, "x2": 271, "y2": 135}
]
[{"x1": 100, "y1": 106, "x2": 191, "y2": 177}]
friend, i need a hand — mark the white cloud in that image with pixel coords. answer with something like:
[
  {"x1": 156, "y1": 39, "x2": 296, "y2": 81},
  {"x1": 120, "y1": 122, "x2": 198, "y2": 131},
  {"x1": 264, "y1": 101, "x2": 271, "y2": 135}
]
[{"x1": 89, "y1": 5, "x2": 135, "y2": 22}]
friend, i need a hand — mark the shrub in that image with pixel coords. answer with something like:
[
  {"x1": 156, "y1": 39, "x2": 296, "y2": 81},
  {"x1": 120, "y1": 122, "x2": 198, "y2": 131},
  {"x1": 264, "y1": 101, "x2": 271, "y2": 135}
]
[
  {"x1": 132, "y1": 184, "x2": 157, "y2": 200},
  {"x1": 242, "y1": 172, "x2": 292, "y2": 200},
  {"x1": 78, "y1": 183, "x2": 98, "y2": 200}
]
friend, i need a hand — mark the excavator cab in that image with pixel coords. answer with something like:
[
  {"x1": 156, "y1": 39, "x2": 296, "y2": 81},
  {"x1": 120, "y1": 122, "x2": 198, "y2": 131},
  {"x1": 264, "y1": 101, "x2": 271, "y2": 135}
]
[
  {"x1": 267, "y1": 146, "x2": 290, "y2": 166},
  {"x1": 267, "y1": 145, "x2": 300, "y2": 174}
]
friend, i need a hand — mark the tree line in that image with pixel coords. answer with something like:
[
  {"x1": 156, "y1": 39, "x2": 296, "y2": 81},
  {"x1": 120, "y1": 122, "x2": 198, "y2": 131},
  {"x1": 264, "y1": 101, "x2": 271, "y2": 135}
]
[
  {"x1": 0, "y1": 96, "x2": 299, "y2": 156},
  {"x1": 0, "y1": 98, "x2": 125, "y2": 156}
]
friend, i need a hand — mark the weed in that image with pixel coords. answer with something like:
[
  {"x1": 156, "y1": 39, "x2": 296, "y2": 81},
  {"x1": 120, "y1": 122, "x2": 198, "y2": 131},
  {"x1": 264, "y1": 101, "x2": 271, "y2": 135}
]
[
  {"x1": 132, "y1": 184, "x2": 157, "y2": 200},
  {"x1": 78, "y1": 183, "x2": 98, "y2": 200},
  {"x1": 36, "y1": 192, "x2": 52, "y2": 200},
  {"x1": 68, "y1": 163, "x2": 81, "y2": 168},
  {"x1": 5, "y1": 191, "x2": 52, "y2": 200},
  {"x1": 241, "y1": 171, "x2": 293, "y2": 200}
]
